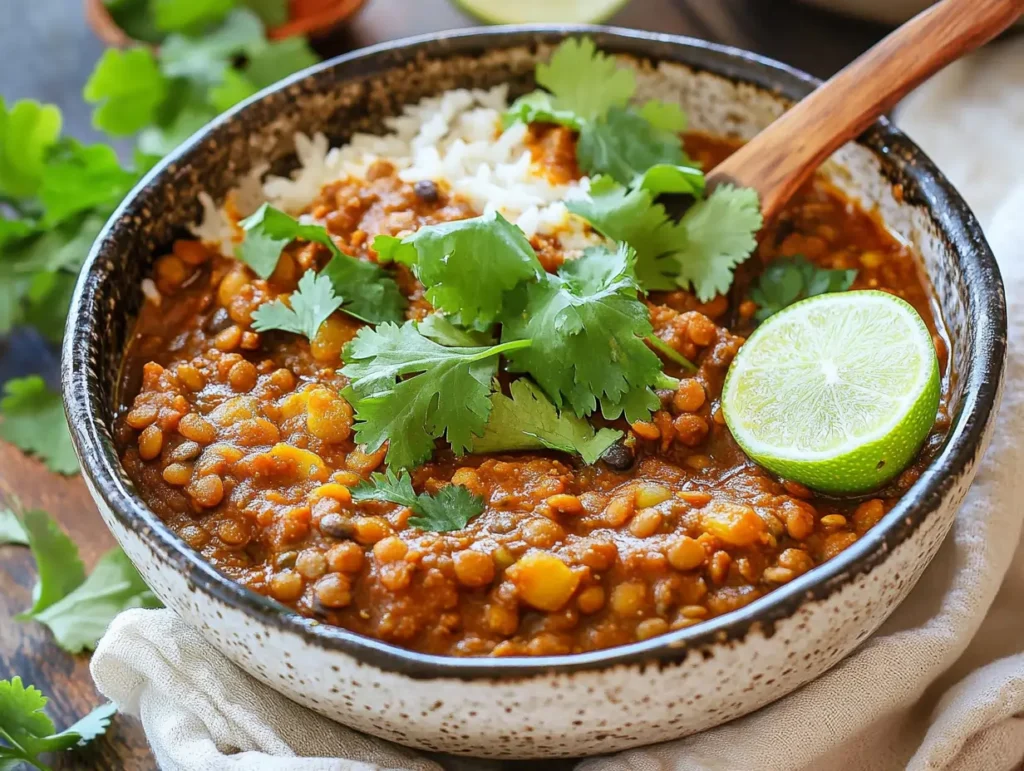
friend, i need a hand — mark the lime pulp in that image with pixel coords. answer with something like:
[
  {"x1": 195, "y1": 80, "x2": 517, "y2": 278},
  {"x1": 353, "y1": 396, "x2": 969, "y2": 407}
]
[
  {"x1": 452, "y1": 0, "x2": 629, "y2": 24},
  {"x1": 721, "y1": 290, "x2": 941, "y2": 494}
]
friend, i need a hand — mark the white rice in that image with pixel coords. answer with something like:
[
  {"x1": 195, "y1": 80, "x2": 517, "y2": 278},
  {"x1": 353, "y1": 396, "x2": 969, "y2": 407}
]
[{"x1": 192, "y1": 85, "x2": 600, "y2": 257}]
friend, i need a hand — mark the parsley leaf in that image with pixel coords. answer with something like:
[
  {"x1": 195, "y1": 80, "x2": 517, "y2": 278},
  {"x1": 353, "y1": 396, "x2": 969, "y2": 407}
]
[
  {"x1": 83, "y1": 48, "x2": 170, "y2": 136},
  {"x1": 0, "y1": 98, "x2": 62, "y2": 199},
  {"x1": 0, "y1": 677, "x2": 115, "y2": 770},
  {"x1": 351, "y1": 470, "x2": 485, "y2": 532},
  {"x1": 251, "y1": 269, "x2": 343, "y2": 340},
  {"x1": 342, "y1": 323, "x2": 532, "y2": 469},
  {"x1": 29, "y1": 548, "x2": 161, "y2": 653},
  {"x1": 501, "y1": 243, "x2": 661, "y2": 422},
  {"x1": 749, "y1": 255, "x2": 857, "y2": 321},
  {"x1": 240, "y1": 204, "x2": 405, "y2": 324},
  {"x1": 0, "y1": 508, "x2": 29, "y2": 546},
  {"x1": 374, "y1": 211, "x2": 543, "y2": 329},
  {"x1": 0, "y1": 377, "x2": 78, "y2": 476},
  {"x1": 17, "y1": 509, "x2": 86, "y2": 616},
  {"x1": 534, "y1": 37, "x2": 635, "y2": 124},
  {"x1": 472, "y1": 378, "x2": 622, "y2": 464},
  {"x1": 577, "y1": 107, "x2": 688, "y2": 187}
]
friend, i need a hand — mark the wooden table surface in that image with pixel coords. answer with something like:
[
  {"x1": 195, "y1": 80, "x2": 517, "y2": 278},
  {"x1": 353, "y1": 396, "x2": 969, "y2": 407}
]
[{"x1": 0, "y1": 1, "x2": 888, "y2": 767}]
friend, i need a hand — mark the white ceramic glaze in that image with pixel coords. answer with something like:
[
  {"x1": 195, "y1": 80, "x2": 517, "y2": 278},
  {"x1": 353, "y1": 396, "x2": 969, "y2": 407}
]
[{"x1": 64, "y1": 27, "x2": 1006, "y2": 758}]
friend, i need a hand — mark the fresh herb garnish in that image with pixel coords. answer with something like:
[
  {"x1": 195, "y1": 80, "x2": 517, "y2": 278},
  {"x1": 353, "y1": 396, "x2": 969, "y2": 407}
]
[
  {"x1": 341, "y1": 323, "x2": 533, "y2": 470},
  {"x1": 0, "y1": 508, "x2": 29, "y2": 546},
  {"x1": 472, "y1": 379, "x2": 622, "y2": 464},
  {"x1": 250, "y1": 269, "x2": 343, "y2": 341},
  {"x1": 500, "y1": 243, "x2": 663, "y2": 422},
  {"x1": 351, "y1": 469, "x2": 486, "y2": 532},
  {"x1": 17, "y1": 509, "x2": 86, "y2": 616},
  {"x1": 374, "y1": 210, "x2": 543, "y2": 330},
  {"x1": 239, "y1": 203, "x2": 405, "y2": 324},
  {"x1": 83, "y1": 48, "x2": 170, "y2": 136},
  {"x1": 415, "y1": 314, "x2": 496, "y2": 347},
  {"x1": 568, "y1": 176, "x2": 763, "y2": 300},
  {"x1": 0, "y1": 377, "x2": 78, "y2": 476},
  {"x1": 0, "y1": 677, "x2": 116, "y2": 771},
  {"x1": 748, "y1": 255, "x2": 858, "y2": 321}
]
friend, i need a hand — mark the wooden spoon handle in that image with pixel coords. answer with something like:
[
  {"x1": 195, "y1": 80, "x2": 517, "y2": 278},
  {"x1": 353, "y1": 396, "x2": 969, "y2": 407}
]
[{"x1": 708, "y1": 0, "x2": 1024, "y2": 221}]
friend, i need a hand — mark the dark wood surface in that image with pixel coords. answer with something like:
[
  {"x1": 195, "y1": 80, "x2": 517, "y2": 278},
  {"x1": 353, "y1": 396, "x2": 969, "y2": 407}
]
[{"x1": 0, "y1": 1, "x2": 888, "y2": 767}]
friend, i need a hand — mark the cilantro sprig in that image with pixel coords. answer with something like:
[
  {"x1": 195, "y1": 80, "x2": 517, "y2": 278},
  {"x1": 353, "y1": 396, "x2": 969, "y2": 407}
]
[
  {"x1": 351, "y1": 469, "x2": 485, "y2": 532},
  {"x1": 239, "y1": 203, "x2": 406, "y2": 325},
  {"x1": 472, "y1": 379, "x2": 622, "y2": 464},
  {"x1": 0, "y1": 377, "x2": 78, "y2": 476},
  {"x1": 748, "y1": 255, "x2": 857, "y2": 321},
  {"x1": 0, "y1": 677, "x2": 116, "y2": 771},
  {"x1": 251, "y1": 270, "x2": 343, "y2": 341},
  {"x1": 341, "y1": 323, "x2": 533, "y2": 470}
]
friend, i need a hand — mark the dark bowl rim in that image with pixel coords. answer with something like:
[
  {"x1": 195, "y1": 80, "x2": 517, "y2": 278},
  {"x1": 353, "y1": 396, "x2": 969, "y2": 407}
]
[{"x1": 62, "y1": 24, "x2": 1007, "y2": 680}]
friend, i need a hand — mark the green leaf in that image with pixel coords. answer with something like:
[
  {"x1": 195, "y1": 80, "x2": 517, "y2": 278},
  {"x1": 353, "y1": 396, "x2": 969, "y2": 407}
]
[
  {"x1": 30, "y1": 548, "x2": 161, "y2": 653},
  {"x1": 503, "y1": 91, "x2": 582, "y2": 131},
  {"x1": 0, "y1": 376, "x2": 79, "y2": 475},
  {"x1": 415, "y1": 314, "x2": 495, "y2": 347},
  {"x1": 153, "y1": 0, "x2": 235, "y2": 32},
  {"x1": 241, "y1": 204, "x2": 405, "y2": 324},
  {"x1": 342, "y1": 323, "x2": 531, "y2": 469},
  {"x1": 242, "y1": 0, "x2": 289, "y2": 26},
  {"x1": 136, "y1": 104, "x2": 217, "y2": 158},
  {"x1": 23, "y1": 270, "x2": 79, "y2": 344},
  {"x1": 0, "y1": 678, "x2": 115, "y2": 770},
  {"x1": 668, "y1": 184, "x2": 763, "y2": 301},
  {"x1": 17, "y1": 509, "x2": 86, "y2": 616},
  {"x1": 39, "y1": 141, "x2": 137, "y2": 227},
  {"x1": 501, "y1": 243, "x2": 661, "y2": 422},
  {"x1": 351, "y1": 470, "x2": 485, "y2": 532},
  {"x1": 635, "y1": 163, "x2": 705, "y2": 198},
  {"x1": 535, "y1": 37, "x2": 635, "y2": 123},
  {"x1": 251, "y1": 269, "x2": 344, "y2": 341},
  {"x1": 376, "y1": 211, "x2": 543, "y2": 329},
  {"x1": 243, "y1": 36, "x2": 319, "y2": 89},
  {"x1": 209, "y1": 69, "x2": 258, "y2": 112},
  {"x1": 159, "y1": 9, "x2": 264, "y2": 83},
  {"x1": 0, "y1": 98, "x2": 62, "y2": 199},
  {"x1": 577, "y1": 107, "x2": 688, "y2": 187},
  {"x1": 749, "y1": 255, "x2": 857, "y2": 321},
  {"x1": 84, "y1": 48, "x2": 169, "y2": 136},
  {"x1": 0, "y1": 509, "x2": 28, "y2": 546},
  {"x1": 637, "y1": 99, "x2": 688, "y2": 133},
  {"x1": 472, "y1": 379, "x2": 622, "y2": 464}
]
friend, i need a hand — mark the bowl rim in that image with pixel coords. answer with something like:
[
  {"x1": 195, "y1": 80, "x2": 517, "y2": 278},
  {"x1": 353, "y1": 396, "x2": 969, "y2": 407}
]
[{"x1": 63, "y1": 23, "x2": 1007, "y2": 680}]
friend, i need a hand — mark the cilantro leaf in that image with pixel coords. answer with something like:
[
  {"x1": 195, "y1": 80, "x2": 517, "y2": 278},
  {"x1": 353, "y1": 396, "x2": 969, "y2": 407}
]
[
  {"x1": 638, "y1": 99, "x2": 688, "y2": 133},
  {"x1": 472, "y1": 378, "x2": 622, "y2": 464},
  {"x1": 83, "y1": 48, "x2": 169, "y2": 136},
  {"x1": 153, "y1": 0, "x2": 235, "y2": 32},
  {"x1": 209, "y1": 69, "x2": 258, "y2": 112},
  {"x1": 0, "y1": 98, "x2": 62, "y2": 199},
  {"x1": 577, "y1": 107, "x2": 688, "y2": 187},
  {"x1": 0, "y1": 678, "x2": 115, "y2": 770},
  {"x1": 416, "y1": 314, "x2": 496, "y2": 347},
  {"x1": 160, "y1": 9, "x2": 264, "y2": 83},
  {"x1": 503, "y1": 91, "x2": 581, "y2": 130},
  {"x1": 39, "y1": 141, "x2": 137, "y2": 227},
  {"x1": 342, "y1": 323, "x2": 532, "y2": 469},
  {"x1": 501, "y1": 244, "x2": 661, "y2": 422},
  {"x1": 635, "y1": 163, "x2": 705, "y2": 198},
  {"x1": 136, "y1": 103, "x2": 217, "y2": 158},
  {"x1": 251, "y1": 269, "x2": 343, "y2": 340},
  {"x1": 244, "y1": 36, "x2": 320, "y2": 89},
  {"x1": 243, "y1": 0, "x2": 289, "y2": 26},
  {"x1": 535, "y1": 37, "x2": 635, "y2": 123},
  {"x1": 0, "y1": 377, "x2": 79, "y2": 475},
  {"x1": 352, "y1": 470, "x2": 485, "y2": 532},
  {"x1": 17, "y1": 509, "x2": 86, "y2": 617},
  {"x1": 374, "y1": 211, "x2": 543, "y2": 329},
  {"x1": 749, "y1": 255, "x2": 857, "y2": 321},
  {"x1": 669, "y1": 184, "x2": 763, "y2": 301},
  {"x1": 29, "y1": 548, "x2": 161, "y2": 653},
  {"x1": 240, "y1": 204, "x2": 405, "y2": 324},
  {"x1": 0, "y1": 509, "x2": 28, "y2": 546}
]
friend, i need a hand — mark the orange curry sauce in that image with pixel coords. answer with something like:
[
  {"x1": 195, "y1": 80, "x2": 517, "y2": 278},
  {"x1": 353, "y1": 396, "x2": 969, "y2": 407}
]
[{"x1": 116, "y1": 131, "x2": 950, "y2": 657}]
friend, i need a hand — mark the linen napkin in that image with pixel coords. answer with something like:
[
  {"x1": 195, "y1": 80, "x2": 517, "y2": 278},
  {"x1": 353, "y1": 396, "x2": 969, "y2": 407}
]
[{"x1": 90, "y1": 37, "x2": 1024, "y2": 771}]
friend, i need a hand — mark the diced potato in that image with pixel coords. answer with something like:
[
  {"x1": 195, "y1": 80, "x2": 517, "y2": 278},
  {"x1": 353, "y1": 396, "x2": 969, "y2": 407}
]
[
  {"x1": 634, "y1": 483, "x2": 671, "y2": 509},
  {"x1": 701, "y1": 501, "x2": 765, "y2": 547}
]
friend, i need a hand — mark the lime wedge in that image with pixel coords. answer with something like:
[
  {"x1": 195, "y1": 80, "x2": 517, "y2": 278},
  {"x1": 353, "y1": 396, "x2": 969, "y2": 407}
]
[
  {"x1": 722, "y1": 291, "x2": 940, "y2": 494},
  {"x1": 453, "y1": 0, "x2": 629, "y2": 24}
]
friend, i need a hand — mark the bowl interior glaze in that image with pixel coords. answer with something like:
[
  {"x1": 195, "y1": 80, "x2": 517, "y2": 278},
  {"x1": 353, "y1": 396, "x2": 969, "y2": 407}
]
[{"x1": 63, "y1": 26, "x2": 1005, "y2": 679}]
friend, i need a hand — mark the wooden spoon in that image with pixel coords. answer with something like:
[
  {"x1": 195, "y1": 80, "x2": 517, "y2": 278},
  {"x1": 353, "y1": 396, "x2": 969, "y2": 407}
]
[{"x1": 708, "y1": 0, "x2": 1024, "y2": 221}]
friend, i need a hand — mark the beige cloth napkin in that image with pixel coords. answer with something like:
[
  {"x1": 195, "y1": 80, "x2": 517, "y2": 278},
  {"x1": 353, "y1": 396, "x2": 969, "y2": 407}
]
[{"x1": 90, "y1": 38, "x2": 1024, "y2": 771}]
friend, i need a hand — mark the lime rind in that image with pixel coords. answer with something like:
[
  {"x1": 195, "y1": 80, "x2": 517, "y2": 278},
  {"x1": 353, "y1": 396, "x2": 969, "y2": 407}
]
[
  {"x1": 453, "y1": 0, "x2": 629, "y2": 24},
  {"x1": 722, "y1": 291, "x2": 940, "y2": 494}
]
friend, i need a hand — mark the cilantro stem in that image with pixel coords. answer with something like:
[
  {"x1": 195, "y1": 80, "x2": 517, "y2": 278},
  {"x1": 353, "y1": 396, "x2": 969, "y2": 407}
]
[
  {"x1": 470, "y1": 338, "x2": 532, "y2": 362},
  {"x1": 646, "y1": 334, "x2": 697, "y2": 373},
  {"x1": 655, "y1": 372, "x2": 681, "y2": 391}
]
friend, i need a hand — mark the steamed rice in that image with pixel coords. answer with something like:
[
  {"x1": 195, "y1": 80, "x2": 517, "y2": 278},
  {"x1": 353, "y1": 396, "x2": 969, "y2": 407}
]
[{"x1": 192, "y1": 85, "x2": 599, "y2": 258}]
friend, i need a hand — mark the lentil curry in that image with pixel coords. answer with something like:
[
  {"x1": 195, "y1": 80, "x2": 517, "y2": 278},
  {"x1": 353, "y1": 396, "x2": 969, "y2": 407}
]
[{"x1": 117, "y1": 131, "x2": 949, "y2": 658}]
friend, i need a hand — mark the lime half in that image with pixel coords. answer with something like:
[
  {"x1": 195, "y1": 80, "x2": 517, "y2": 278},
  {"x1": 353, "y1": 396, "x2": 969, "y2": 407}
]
[
  {"x1": 722, "y1": 290, "x2": 940, "y2": 494},
  {"x1": 453, "y1": 0, "x2": 629, "y2": 24}
]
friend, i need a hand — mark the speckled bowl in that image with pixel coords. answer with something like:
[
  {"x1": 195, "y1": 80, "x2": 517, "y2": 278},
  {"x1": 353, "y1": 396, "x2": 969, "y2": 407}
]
[{"x1": 62, "y1": 26, "x2": 1006, "y2": 758}]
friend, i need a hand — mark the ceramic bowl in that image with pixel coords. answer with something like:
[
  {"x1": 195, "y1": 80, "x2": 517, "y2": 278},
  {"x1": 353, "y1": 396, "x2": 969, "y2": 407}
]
[{"x1": 62, "y1": 25, "x2": 1007, "y2": 758}]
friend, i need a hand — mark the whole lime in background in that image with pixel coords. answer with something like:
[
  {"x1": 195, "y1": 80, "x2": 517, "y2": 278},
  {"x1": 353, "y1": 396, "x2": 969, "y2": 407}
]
[{"x1": 721, "y1": 290, "x2": 941, "y2": 495}]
